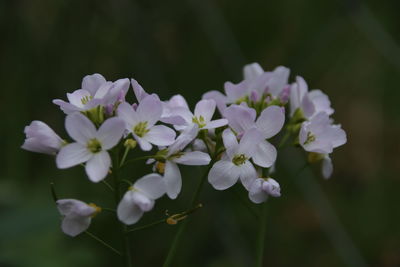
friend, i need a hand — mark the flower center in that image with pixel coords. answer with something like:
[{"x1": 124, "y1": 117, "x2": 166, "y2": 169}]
[
  {"x1": 81, "y1": 95, "x2": 93, "y2": 105},
  {"x1": 192, "y1": 115, "x2": 206, "y2": 128},
  {"x1": 133, "y1": 122, "x2": 149, "y2": 137},
  {"x1": 88, "y1": 203, "x2": 102, "y2": 218},
  {"x1": 304, "y1": 132, "x2": 316, "y2": 145},
  {"x1": 155, "y1": 161, "x2": 165, "y2": 174},
  {"x1": 87, "y1": 138, "x2": 102, "y2": 153},
  {"x1": 232, "y1": 154, "x2": 247, "y2": 166}
]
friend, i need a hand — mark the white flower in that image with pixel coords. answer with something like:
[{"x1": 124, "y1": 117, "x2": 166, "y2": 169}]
[
  {"x1": 56, "y1": 113, "x2": 125, "y2": 182},
  {"x1": 224, "y1": 104, "x2": 285, "y2": 168},
  {"x1": 248, "y1": 178, "x2": 281, "y2": 203},
  {"x1": 117, "y1": 95, "x2": 176, "y2": 151},
  {"x1": 56, "y1": 199, "x2": 101, "y2": 237},
  {"x1": 21, "y1": 121, "x2": 63, "y2": 155},
  {"x1": 53, "y1": 74, "x2": 129, "y2": 114},
  {"x1": 299, "y1": 112, "x2": 346, "y2": 154},
  {"x1": 208, "y1": 128, "x2": 264, "y2": 191},
  {"x1": 290, "y1": 76, "x2": 334, "y2": 118},
  {"x1": 117, "y1": 174, "x2": 166, "y2": 225}
]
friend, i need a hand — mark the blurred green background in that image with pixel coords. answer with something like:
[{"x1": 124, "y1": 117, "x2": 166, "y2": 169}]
[{"x1": 1, "y1": 0, "x2": 400, "y2": 266}]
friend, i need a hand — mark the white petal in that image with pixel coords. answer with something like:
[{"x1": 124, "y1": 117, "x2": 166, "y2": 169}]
[
  {"x1": 66, "y1": 89, "x2": 91, "y2": 107},
  {"x1": 248, "y1": 178, "x2": 268, "y2": 204},
  {"x1": 243, "y1": 62, "x2": 264, "y2": 80},
  {"x1": 322, "y1": 155, "x2": 333, "y2": 179},
  {"x1": 61, "y1": 217, "x2": 91, "y2": 237},
  {"x1": 145, "y1": 125, "x2": 176, "y2": 146},
  {"x1": 238, "y1": 128, "x2": 264, "y2": 157},
  {"x1": 134, "y1": 173, "x2": 166, "y2": 199},
  {"x1": 82, "y1": 73, "x2": 106, "y2": 95},
  {"x1": 65, "y1": 113, "x2": 97, "y2": 144},
  {"x1": 223, "y1": 104, "x2": 256, "y2": 134},
  {"x1": 96, "y1": 118, "x2": 126, "y2": 150},
  {"x1": 238, "y1": 161, "x2": 257, "y2": 191},
  {"x1": 202, "y1": 90, "x2": 228, "y2": 114},
  {"x1": 131, "y1": 78, "x2": 149, "y2": 102},
  {"x1": 256, "y1": 105, "x2": 285, "y2": 139},
  {"x1": 132, "y1": 192, "x2": 155, "y2": 211},
  {"x1": 117, "y1": 102, "x2": 139, "y2": 129},
  {"x1": 208, "y1": 160, "x2": 239, "y2": 190},
  {"x1": 57, "y1": 199, "x2": 95, "y2": 217},
  {"x1": 301, "y1": 94, "x2": 316, "y2": 118},
  {"x1": 56, "y1": 143, "x2": 92, "y2": 169},
  {"x1": 164, "y1": 161, "x2": 182, "y2": 199},
  {"x1": 204, "y1": 119, "x2": 228, "y2": 130},
  {"x1": 137, "y1": 95, "x2": 162, "y2": 127},
  {"x1": 194, "y1": 99, "x2": 216, "y2": 122},
  {"x1": 252, "y1": 141, "x2": 277, "y2": 168},
  {"x1": 222, "y1": 128, "x2": 238, "y2": 154},
  {"x1": 85, "y1": 151, "x2": 111, "y2": 182},
  {"x1": 173, "y1": 151, "x2": 211, "y2": 166},
  {"x1": 267, "y1": 66, "x2": 290, "y2": 97},
  {"x1": 135, "y1": 136, "x2": 153, "y2": 151},
  {"x1": 167, "y1": 124, "x2": 198, "y2": 155},
  {"x1": 117, "y1": 191, "x2": 144, "y2": 225}
]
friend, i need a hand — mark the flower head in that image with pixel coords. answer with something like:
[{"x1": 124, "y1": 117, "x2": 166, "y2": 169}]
[
  {"x1": 22, "y1": 121, "x2": 63, "y2": 155},
  {"x1": 56, "y1": 113, "x2": 125, "y2": 182},
  {"x1": 117, "y1": 95, "x2": 176, "y2": 151},
  {"x1": 117, "y1": 174, "x2": 166, "y2": 225},
  {"x1": 248, "y1": 177, "x2": 281, "y2": 203},
  {"x1": 56, "y1": 199, "x2": 101, "y2": 237}
]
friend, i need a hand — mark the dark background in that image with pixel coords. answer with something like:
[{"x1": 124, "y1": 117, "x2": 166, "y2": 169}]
[{"x1": 1, "y1": 0, "x2": 399, "y2": 266}]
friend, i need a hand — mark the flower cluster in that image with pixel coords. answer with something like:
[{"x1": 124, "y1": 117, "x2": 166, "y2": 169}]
[{"x1": 22, "y1": 64, "x2": 346, "y2": 237}]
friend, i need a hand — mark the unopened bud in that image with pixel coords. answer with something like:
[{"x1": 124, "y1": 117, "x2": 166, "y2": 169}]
[{"x1": 124, "y1": 139, "x2": 137, "y2": 149}]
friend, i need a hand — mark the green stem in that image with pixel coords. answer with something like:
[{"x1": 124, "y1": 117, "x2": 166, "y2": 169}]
[
  {"x1": 112, "y1": 151, "x2": 134, "y2": 267},
  {"x1": 278, "y1": 130, "x2": 291, "y2": 149},
  {"x1": 256, "y1": 202, "x2": 268, "y2": 267},
  {"x1": 85, "y1": 231, "x2": 122, "y2": 256},
  {"x1": 119, "y1": 146, "x2": 130, "y2": 167},
  {"x1": 102, "y1": 180, "x2": 115, "y2": 192},
  {"x1": 162, "y1": 164, "x2": 213, "y2": 267},
  {"x1": 128, "y1": 218, "x2": 166, "y2": 233},
  {"x1": 120, "y1": 155, "x2": 156, "y2": 169}
]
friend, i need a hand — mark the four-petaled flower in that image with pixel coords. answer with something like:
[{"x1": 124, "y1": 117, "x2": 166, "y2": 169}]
[
  {"x1": 56, "y1": 199, "x2": 101, "y2": 237},
  {"x1": 56, "y1": 113, "x2": 126, "y2": 182},
  {"x1": 22, "y1": 121, "x2": 64, "y2": 155}
]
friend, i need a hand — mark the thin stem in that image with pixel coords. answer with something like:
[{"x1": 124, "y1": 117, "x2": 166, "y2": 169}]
[
  {"x1": 102, "y1": 180, "x2": 115, "y2": 192},
  {"x1": 163, "y1": 164, "x2": 213, "y2": 267},
  {"x1": 278, "y1": 130, "x2": 291, "y2": 149},
  {"x1": 102, "y1": 207, "x2": 116, "y2": 213},
  {"x1": 256, "y1": 202, "x2": 267, "y2": 267},
  {"x1": 120, "y1": 155, "x2": 156, "y2": 169},
  {"x1": 112, "y1": 151, "x2": 134, "y2": 267},
  {"x1": 128, "y1": 218, "x2": 166, "y2": 233},
  {"x1": 85, "y1": 231, "x2": 122, "y2": 256},
  {"x1": 119, "y1": 146, "x2": 130, "y2": 167}
]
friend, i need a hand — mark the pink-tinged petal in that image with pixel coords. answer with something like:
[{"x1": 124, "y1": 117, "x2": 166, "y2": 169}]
[
  {"x1": 137, "y1": 95, "x2": 162, "y2": 127},
  {"x1": 301, "y1": 94, "x2": 316, "y2": 118},
  {"x1": 223, "y1": 105, "x2": 256, "y2": 134},
  {"x1": 57, "y1": 199, "x2": 95, "y2": 217},
  {"x1": 96, "y1": 118, "x2": 126, "y2": 150},
  {"x1": 117, "y1": 191, "x2": 144, "y2": 225},
  {"x1": 249, "y1": 178, "x2": 268, "y2": 204},
  {"x1": 65, "y1": 113, "x2": 96, "y2": 144},
  {"x1": 93, "y1": 81, "x2": 113, "y2": 99},
  {"x1": 238, "y1": 128, "x2": 264, "y2": 157},
  {"x1": 135, "y1": 136, "x2": 153, "y2": 151},
  {"x1": 22, "y1": 121, "x2": 63, "y2": 155},
  {"x1": 329, "y1": 125, "x2": 347, "y2": 148},
  {"x1": 224, "y1": 81, "x2": 249, "y2": 103},
  {"x1": 134, "y1": 173, "x2": 165, "y2": 199},
  {"x1": 167, "y1": 124, "x2": 198, "y2": 155},
  {"x1": 267, "y1": 66, "x2": 290, "y2": 97},
  {"x1": 208, "y1": 160, "x2": 239, "y2": 190},
  {"x1": 202, "y1": 90, "x2": 228, "y2": 114},
  {"x1": 322, "y1": 155, "x2": 333, "y2": 179},
  {"x1": 308, "y1": 90, "x2": 334, "y2": 116},
  {"x1": 252, "y1": 141, "x2": 277, "y2": 168},
  {"x1": 262, "y1": 178, "x2": 281, "y2": 197},
  {"x1": 256, "y1": 105, "x2": 285, "y2": 139},
  {"x1": 82, "y1": 73, "x2": 106, "y2": 95},
  {"x1": 290, "y1": 76, "x2": 308, "y2": 115},
  {"x1": 222, "y1": 128, "x2": 238, "y2": 159},
  {"x1": 173, "y1": 151, "x2": 211, "y2": 166},
  {"x1": 107, "y1": 78, "x2": 130, "y2": 102},
  {"x1": 243, "y1": 62, "x2": 264, "y2": 80},
  {"x1": 145, "y1": 125, "x2": 176, "y2": 146},
  {"x1": 117, "y1": 102, "x2": 140, "y2": 128},
  {"x1": 132, "y1": 192, "x2": 155, "y2": 211},
  {"x1": 167, "y1": 94, "x2": 189, "y2": 109},
  {"x1": 164, "y1": 161, "x2": 182, "y2": 199},
  {"x1": 53, "y1": 99, "x2": 82, "y2": 114},
  {"x1": 239, "y1": 161, "x2": 257, "y2": 191},
  {"x1": 204, "y1": 119, "x2": 228, "y2": 130},
  {"x1": 194, "y1": 99, "x2": 216, "y2": 122},
  {"x1": 161, "y1": 115, "x2": 187, "y2": 125},
  {"x1": 131, "y1": 78, "x2": 149, "y2": 102},
  {"x1": 85, "y1": 151, "x2": 111, "y2": 182},
  {"x1": 61, "y1": 217, "x2": 91, "y2": 237},
  {"x1": 67, "y1": 89, "x2": 91, "y2": 107},
  {"x1": 56, "y1": 143, "x2": 91, "y2": 168}
]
